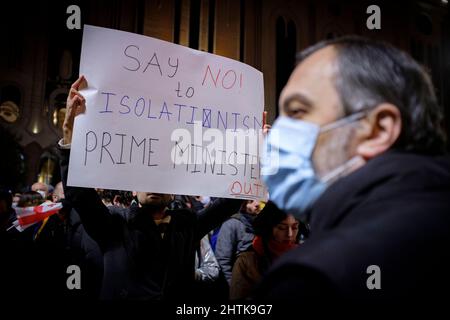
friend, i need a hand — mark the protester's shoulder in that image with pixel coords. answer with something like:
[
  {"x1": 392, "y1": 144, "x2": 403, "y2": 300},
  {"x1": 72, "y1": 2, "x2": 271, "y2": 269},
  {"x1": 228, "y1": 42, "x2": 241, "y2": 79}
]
[
  {"x1": 260, "y1": 234, "x2": 342, "y2": 279},
  {"x1": 225, "y1": 213, "x2": 246, "y2": 225},
  {"x1": 257, "y1": 255, "x2": 337, "y2": 301},
  {"x1": 267, "y1": 231, "x2": 350, "y2": 273},
  {"x1": 168, "y1": 208, "x2": 197, "y2": 224},
  {"x1": 215, "y1": 217, "x2": 242, "y2": 236},
  {"x1": 268, "y1": 224, "x2": 393, "y2": 280},
  {"x1": 234, "y1": 250, "x2": 263, "y2": 283},
  {"x1": 236, "y1": 249, "x2": 259, "y2": 267},
  {"x1": 108, "y1": 205, "x2": 130, "y2": 219}
]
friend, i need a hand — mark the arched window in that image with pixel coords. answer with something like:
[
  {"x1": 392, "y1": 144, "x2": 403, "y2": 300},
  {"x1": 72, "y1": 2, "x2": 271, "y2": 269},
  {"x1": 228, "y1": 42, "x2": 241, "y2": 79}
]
[
  {"x1": 0, "y1": 85, "x2": 21, "y2": 124},
  {"x1": 52, "y1": 93, "x2": 67, "y2": 130},
  {"x1": 37, "y1": 151, "x2": 60, "y2": 187},
  {"x1": 48, "y1": 89, "x2": 69, "y2": 133},
  {"x1": 275, "y1": 17, "x2": 297, "y2": 116},
  {"x1": 0, "y1": 84, "x2": 21, "y2": 106}
]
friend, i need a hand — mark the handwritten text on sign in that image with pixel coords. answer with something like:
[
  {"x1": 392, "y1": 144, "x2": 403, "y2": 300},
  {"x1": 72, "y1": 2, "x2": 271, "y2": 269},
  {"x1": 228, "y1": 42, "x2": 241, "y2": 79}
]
[{"x1": 67, "y1": 25, "x2": 266, "y2": 200}]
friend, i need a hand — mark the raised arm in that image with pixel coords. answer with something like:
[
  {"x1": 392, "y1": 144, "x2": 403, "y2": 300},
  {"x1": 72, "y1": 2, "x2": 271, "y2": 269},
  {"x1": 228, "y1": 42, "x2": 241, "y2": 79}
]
[
  {"x1": 196, "y1": 198, "x2": 243, "y2": 240},
  {"x1": 60, "y1": 76, "x2": 120, "y2": 249}
]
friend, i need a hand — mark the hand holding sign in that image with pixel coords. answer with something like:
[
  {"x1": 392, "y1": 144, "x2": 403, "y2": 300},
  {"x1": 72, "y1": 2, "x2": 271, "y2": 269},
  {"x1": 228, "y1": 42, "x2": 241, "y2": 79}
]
[
  {"x1": 262, "y1": 111, "x2": 271, "y2": 136},
  {"x1": 63, "y1": 76, "x2": 87, "y2": 144}
]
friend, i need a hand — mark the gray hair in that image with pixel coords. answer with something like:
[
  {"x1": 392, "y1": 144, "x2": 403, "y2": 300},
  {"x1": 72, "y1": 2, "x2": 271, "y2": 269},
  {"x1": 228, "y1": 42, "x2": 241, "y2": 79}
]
[{"x1": 297, "y1": 36, "x2": 447, "y2": 155}]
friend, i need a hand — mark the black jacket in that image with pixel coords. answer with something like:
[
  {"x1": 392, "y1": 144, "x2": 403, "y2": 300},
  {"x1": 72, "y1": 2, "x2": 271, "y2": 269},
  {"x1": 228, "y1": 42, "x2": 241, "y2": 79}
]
[
  {"x1": 59, "y1": 206, "x2": 104, "y2": 299},
  {"x1": 1, "y1": 205, "x2": 103, "y2": 300},
  {"x1": 257, "y1": 151, "x2": 450, "y2": 301},
  {"x1": 60, "y1": 147, "x2": 242, "y2": 300}
]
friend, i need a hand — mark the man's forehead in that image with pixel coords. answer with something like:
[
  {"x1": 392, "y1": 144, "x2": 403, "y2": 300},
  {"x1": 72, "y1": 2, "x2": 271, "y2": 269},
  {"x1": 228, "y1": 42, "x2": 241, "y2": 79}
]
[
  {"x1": 279, "y1": 45, "x2": 342, "y2": 124},
  {"x1": 291, "y1": 45, "x2": 338, "y2": 83}
]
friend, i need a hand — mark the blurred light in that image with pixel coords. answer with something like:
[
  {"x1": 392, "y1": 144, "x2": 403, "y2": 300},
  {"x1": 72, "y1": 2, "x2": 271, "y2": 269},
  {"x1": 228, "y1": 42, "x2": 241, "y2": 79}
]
[
  {"x1": 443, "y1": 0, "x2": 448, "y2": 5},
  {"x1": 32, "y1": 123, "x2": 40, "y2": 134},
  {"x1": 53, "y1": 110, "x2": 58, "y2": 125}
]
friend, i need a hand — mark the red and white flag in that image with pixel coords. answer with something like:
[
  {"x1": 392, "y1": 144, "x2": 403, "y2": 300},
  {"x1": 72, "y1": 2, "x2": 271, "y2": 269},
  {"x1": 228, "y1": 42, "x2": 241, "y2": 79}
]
[{"x1": 12, "y1": 202, "x2": 63, "y2": 231}]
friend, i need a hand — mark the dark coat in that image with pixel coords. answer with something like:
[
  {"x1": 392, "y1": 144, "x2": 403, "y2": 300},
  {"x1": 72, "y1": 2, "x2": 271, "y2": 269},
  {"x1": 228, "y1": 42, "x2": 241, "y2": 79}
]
[
  {"x1": 60, "y1": 147, "x2": 242, "y2": 300},
  {"x1": 257, "y1": 151, "x2": 450, "y2": 301},
  {"x1": 0, "y1": 205, "x2": 103, "y2": 300},
  {"x1": 230, "y1": 249, "x2": 264, "y2": 300},
  {"x1": 60, "y1": 206, "x2": 104, "y2": 298}
]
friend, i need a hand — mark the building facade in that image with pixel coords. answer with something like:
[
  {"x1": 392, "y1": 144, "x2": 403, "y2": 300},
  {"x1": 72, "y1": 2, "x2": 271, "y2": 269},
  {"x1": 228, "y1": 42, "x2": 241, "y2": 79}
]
[{"x1": 0, "y1": 0, "x2": 449, "y2": 189}]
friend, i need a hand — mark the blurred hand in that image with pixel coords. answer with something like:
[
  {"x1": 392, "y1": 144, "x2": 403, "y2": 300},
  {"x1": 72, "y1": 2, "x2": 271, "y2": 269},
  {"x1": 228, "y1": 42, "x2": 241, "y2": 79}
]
[
  {"x1": 262, "y1": 111, "x2": 271, "y2": 136},
  {"x1": 63, "y1": 75, "x2": 87, "y2": 144},
  {"x1": 263, "y1": 123, "x2": 271, "y2": 136}
]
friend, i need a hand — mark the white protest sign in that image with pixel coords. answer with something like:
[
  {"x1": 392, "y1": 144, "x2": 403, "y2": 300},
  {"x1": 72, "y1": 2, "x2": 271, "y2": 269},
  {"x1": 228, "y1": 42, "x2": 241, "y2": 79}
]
[{"x1": 68, "y1": 25, "x2": 266, "y2": 200}]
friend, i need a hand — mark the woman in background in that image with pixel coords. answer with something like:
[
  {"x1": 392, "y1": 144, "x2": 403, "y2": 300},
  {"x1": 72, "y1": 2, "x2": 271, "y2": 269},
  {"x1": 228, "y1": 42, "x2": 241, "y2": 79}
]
[{"x1": 230, "y1": 201, "x2": 301, "y2": 300}]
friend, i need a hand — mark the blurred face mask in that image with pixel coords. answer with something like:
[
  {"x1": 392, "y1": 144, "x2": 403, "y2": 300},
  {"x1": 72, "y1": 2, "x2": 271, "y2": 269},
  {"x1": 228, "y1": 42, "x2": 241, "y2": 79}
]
[
  {"x1": 200, "y1": 196, "x2": 211, "y2": 206},
  {"x1": 261, "y1": 112, "x2": 366, "y2": 218}
]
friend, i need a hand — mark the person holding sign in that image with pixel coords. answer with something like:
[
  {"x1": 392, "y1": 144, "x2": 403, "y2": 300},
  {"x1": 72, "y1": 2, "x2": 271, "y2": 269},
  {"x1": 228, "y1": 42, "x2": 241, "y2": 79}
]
[{"x1": 58, "y1": 76, "x2": 243, "y2": 301}]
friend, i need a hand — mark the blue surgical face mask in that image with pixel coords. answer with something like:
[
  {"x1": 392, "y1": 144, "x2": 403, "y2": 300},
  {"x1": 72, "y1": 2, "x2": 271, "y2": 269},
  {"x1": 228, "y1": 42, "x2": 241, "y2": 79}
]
[
  {"x1": 200, "y1": 196, "x2": 211, "y2": 206},
  {"x1": 261, "y1": 112, "x2": 366, "y2": 219}
]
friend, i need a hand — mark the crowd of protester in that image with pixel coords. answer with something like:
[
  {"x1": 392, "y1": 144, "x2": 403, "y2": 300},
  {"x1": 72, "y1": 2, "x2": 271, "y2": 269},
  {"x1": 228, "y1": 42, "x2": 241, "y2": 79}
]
[
  {"x1": 0, "y1": 181, "x2": 307, "y2": 301},
  {"x1": 1, "y1": 35, "x2": 450, "y2": 304}
]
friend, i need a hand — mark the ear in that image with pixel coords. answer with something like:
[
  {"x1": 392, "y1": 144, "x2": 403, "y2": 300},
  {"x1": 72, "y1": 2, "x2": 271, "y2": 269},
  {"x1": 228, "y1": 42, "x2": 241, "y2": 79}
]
[{"x1": 356, "y1": 103, "x2": 402, "y2": 160}]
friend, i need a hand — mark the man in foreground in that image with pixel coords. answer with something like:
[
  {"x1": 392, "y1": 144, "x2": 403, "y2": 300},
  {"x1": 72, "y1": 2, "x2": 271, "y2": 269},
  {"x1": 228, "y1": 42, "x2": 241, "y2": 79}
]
[{"x1": 258, "y1": 36, "x2": 450, "y2": 300}]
